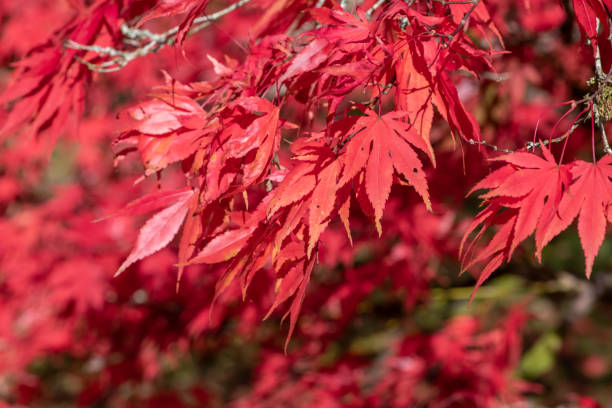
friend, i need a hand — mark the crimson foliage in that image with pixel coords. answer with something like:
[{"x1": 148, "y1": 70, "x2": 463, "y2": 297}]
[{"x1": 0, "y1": 0, "x2": 611, "y2": 406}]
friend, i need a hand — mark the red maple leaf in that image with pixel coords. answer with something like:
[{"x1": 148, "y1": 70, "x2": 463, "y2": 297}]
[
  {"x1": 339, "y1": 109, "x2": 432, "y2": 235},
  {"x1": 537, "y1": 155, "x2": 612, "y2": 277},
  {"x1": 461, "y1": 147, "x2": 574, "y2": 296},
  {"x1": 116, "y1": 189, "x2": 194, "y2": 276}
]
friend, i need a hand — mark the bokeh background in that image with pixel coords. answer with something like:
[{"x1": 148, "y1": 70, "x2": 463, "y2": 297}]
[{"x1": 0, "y1": 0, "x2": 611, "y2": 406}]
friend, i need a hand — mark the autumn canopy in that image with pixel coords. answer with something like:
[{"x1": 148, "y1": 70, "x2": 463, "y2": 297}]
[{"x1": 0, "y1": 0, "x2": 611, "y2": 406}]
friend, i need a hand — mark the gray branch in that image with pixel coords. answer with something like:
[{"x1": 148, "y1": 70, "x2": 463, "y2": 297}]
[{"x1": 64, "y1": 0, "x2": 251, "y2": 73}]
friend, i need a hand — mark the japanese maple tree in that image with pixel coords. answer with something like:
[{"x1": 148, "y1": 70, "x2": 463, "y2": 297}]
[{"x1": 1, "y1": 0, "x2": 611, "y2": 406}]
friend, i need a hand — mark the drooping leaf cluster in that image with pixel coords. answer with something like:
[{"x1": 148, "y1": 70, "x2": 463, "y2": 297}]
[{"x1": 1, "y1": 0, "x2": 612, "y2": 405}]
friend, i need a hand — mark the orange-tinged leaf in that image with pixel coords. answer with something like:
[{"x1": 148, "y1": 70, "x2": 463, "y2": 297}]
[
  {"x1": 394, "y1": 45, "x2": 435, "y2": 164},
  {"x1": 214, "y1": 256, "x2": 248, "y2": 302},
  {"x1": 337, "y1": 186, "x2": 353, "y2": 246},
  {"x1": 273, "y1": 200, "x2": 309, "y2": 260},
  {"x1": 242, "y1": 127, "x2": 279, "y2": 187},
  {"x1": 339, "y1": 126, "x2": 372, "y2": 185},
  {"x1": 138, "y1": 129, "x2": 208, "y2": 174},
  {"x1": 432, "y1": 71, "x2": 482, "y2": 143},
  {"x1": 365, "y1": 132, "x2": 394, "y2": 236},
  {"x1": 267, "y1": 163, "x2": 317, "y2": 218},
  {"x1": 227, "y1": 102, "x2": 280, "y2": 159},
  {"x1": 264, "y1": 263, "x2": 303, "y2": 320},
  {"x1": 388, "y1": 132, "x2": 431, "y2": 211},
  {"x1": 308, "y1": 160, "x2": 340, "y2": 256},
  {"x1": 283, "y1": 255, "x2": 316, "y2": 352},
  {"x1": 176, "y1": 191, "x2": 201, "y2": 291}
]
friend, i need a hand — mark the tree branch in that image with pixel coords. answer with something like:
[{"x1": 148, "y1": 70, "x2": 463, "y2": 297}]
[
  {"x1": 64, "y1": 0, "x2": 251, "y2": 73},
  {"x1": 593, "y1": 18, "x2": 612, "y2": 154},
  {"x1": 601, "y1": 123, "x2": 612, "y2": 154},
  {"x1": 467, "y1": 138, "x2": 514, "y2": 153},
  {"x1": 525, "y1": 121, "x2": 581, "y2": 151},
  {"x1": 366, "y1": 0, "x2": 386, "y2": 18}
]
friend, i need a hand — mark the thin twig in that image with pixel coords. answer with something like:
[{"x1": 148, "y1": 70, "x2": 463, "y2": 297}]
[
  {"x1": 467, "y1": 139, "x2": 514, "y2": 153},
  {"x1": 525, "y1": 121, "x2": 581, "y2": 151},
  {"x1": 64, "y1": 0, "x2": 251, "y2": 72},
  {"x1": 594, "y1": 19, "x2": 606, "y2": 79}
]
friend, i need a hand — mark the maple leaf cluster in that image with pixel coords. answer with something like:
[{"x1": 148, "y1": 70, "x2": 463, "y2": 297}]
[
  {"x1": 106, "y1": 0, "x2": 502, "y2": 334},
  {"x1": 0, "y1": 0, "x2": 612, "y2": 406}
]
